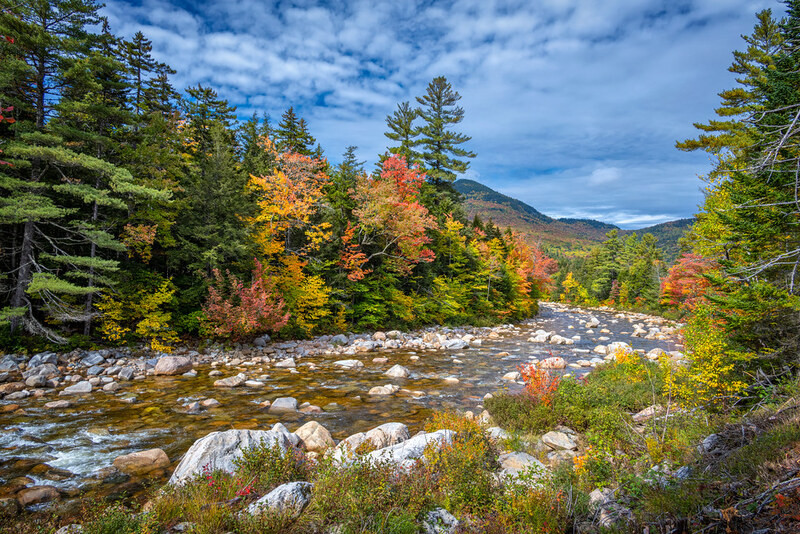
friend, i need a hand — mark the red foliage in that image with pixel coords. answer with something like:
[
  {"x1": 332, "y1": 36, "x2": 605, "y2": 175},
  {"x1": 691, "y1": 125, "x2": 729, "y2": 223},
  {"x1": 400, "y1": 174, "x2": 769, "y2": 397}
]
[
  {"x1": 518, "y1": 362, "x2": 561, "y2": 406},
  {"x1": 660, "y1": 253, "x2": 719, "y2": 312},
  {"x1": 202, "y1": 259, "x2": 289, "y2": 341}
]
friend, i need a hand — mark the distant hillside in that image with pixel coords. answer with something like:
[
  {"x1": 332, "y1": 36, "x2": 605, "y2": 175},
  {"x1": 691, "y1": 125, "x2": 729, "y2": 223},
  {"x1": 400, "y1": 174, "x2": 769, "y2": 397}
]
[{"x1": 454, "y1": 178, "x2": 693, "y2": 260}]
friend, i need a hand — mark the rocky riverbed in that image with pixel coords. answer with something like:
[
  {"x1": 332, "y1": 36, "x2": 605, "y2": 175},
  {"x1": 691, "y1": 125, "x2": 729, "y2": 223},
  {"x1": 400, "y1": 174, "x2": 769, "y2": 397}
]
[{"x1": 0, "y1": 303, "x2": 682, "y2": 516}]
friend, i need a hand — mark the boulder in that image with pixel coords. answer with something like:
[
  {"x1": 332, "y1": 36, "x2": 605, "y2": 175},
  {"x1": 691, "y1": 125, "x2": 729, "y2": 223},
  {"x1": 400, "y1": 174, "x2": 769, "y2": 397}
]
[
  {"x1": 253, "y1": 334, "x2": 271, "y2": 347},
  {"x1": 364, "y1": 430, "x2": 454, "y2": 469},
  {"x1": 373, "y1": 331, "x2": 387, "y2": 341},
  {"x1": 274, "y1": 358, "x2": 296, "y2": 368},
  {"x1": 213, "y1": 373, "x2": 247, "y2": 387},
  {"x1": 169, "y1": 429, "x2": 290, "y2": 485},
  {"x1": 247, "y1": 481, "x2": 312, "y2": 518},
  {"x1": 268, "y1": 397, "x2": 298, "y2": 414},
  {"x1": 330, "y1": 334, "x2": 349, "y2": 346},
  {"x1": 365, "y1": 422, "x2": 409, "y2": 449},
  {"x1": 384, "y1": 364, "x2": 410, "y2": 378},
  {"x1": 0, "y1": 356, "x2": 19, "y2": 372},
  {"x1": 16, "y1": 485, "x2": 60, "y2": 507},
  {"x1": 502, "y1": 371, "x2": 521, "y2": 381},
  {"x1": 22, "y1": 363, "x2": 60, "y2": 379},
  {"x1": 27, "y1": 352, "x2": 58, "y2": 368},
  {"x1": 154, "y1": 356, "x2": 192, "y2": 376},
  {"x1": 486, "y1": 427, "x2": 510, "y2": 442},
  {"x1": 423, "y1": 508, "x2": 459, "y2": 534},
  {"x1": 0, "y1": 381, "x2": 24, "y2": 395},
  {"x1": 294, "y1": 421, "x2": 334, "y2": 453},
  {"x1": 60, "y1": 381, "x2": 92, "y2": 395},
  {"x1": 44, "y1": 400, "x2": 71, "y2": 409},
  {"x1": 113, "y1": 448, "x2": 170, "y2": 476},
  {"x1": 497, "y1": 451, "x2": 547, "y2": 481},
  {"x1": 25, "y1": 374, "x2": 48, "y2": 388},
  {"x1": 541, "y1": 431, "x2": 577, "y2": 451},
  {"x1": 443, "y1": 339, "x2": 468, "y2": 350},
  {"x1": 118, "y1": 367, "x2": 135, "y2": 381}
]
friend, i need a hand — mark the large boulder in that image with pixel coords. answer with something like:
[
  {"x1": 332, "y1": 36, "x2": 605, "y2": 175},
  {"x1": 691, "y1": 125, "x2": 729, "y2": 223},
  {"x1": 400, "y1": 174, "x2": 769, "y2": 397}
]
[
  {"x1": 247, "y1": 481, "x2": 312, "y2": 518},
  {"x1": 154, "y1": 356, "x2": 192, "y2": 376},
  {"x1": 539, "y1": 357, "x2": 566, "y2": 370},
  {"x1": 294, "y1": 421, "x2": 334, "y2": 453},
  {"x1": 364, "y1": 430, "x2": 454, "y2": 469},
  {"x1": 497, "y1": 452, "x2": 547, "y2": 482},
  {"x1": 365, "y1": 422, "x2": 409, "y2": 449},
  {"x1": 0, "y1": 356, "x2": 20, "y2": 372},
  {"x1": 17, "y1": 485, "x2": 60, "y2": 507},
  {"x1": 169, "y1": 429, "x2": 290, "y2": 485},
  {"x1": 112, "y1": 448, "x2": 170, "y2": 475}
]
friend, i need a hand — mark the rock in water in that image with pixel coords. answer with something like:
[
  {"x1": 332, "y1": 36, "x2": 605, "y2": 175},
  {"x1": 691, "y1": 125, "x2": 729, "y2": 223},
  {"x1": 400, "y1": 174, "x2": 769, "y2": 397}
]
[
  {"x1": 154, "y1": 356, "x2": 192, "y2": 376},
  {"x1": 384, "y1": 364, "x2": 409, "y2": 378},
  {"x1": 17, "y1": 485, "x2": 60, "y2": 507},
  {"x1": 294, "y1": 421, "x2": 334, "y2": 453},
  {"x1": 213, "y1": 373, "x2": 247, "y2": 387},
  {"x1": 268, "y1": 397, "x2": 298, "y2": 413},
  {"x1": 113, "y1": 449, "x2": 170, "y2": 475},
  {"x1": 169, "y1": 429, "x2": 290, "y2": 485},
  {"x1": 60, "y1": 381, "x2": 92, "y2": 395},
  {"x1": 247, "y1": 481, "x2": 313, "y2": 518}
]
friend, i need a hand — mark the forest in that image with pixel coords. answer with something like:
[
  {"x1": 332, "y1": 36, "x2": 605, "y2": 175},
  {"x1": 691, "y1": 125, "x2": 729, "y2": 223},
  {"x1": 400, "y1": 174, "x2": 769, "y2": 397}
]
[{"x1": 0, "y1": 0, "x2": 556, "y2": 353}]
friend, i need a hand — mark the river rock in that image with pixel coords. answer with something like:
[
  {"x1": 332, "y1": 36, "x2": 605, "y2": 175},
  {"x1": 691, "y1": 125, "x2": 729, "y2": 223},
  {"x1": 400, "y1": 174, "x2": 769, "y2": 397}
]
[
  {"x1": 384, "y1": 364, "x2": 409, "y2": 378},
  {"x1": 486, "y1": 427, "x2": 510, "y2": 442},
  {"x1": 25, "y1": 374, "x2": 48, "y2": 388},
  {"x1": 646, "y1": 348, "x2": 666, "y2": 360},
  {"x1": 334, "y1": 359, "x2": 363, "y2": 370},
  {"x1": 269, "y1": 397, "x2": 298, "y2": 413},
  {"x1": 82, "y1": 353, "x2": 105, "y2": 367},
  {"x1": 60, "y1": 381, "x2": 92, "y2": 395},
  {"x1": 364, "y1": 429, "x2": 454, "y2": 469},
  {"x1": 213, "y1": 373, "x2": 247, "y2": 387},
  {"x1": 368, "y1": 385, "x2": 397, "y2": 395},
  {"x1": 331, "y1": 334, "x2": 348, "y2": 346},
  {"x1": 44, "y1": 400, "x2": 71, "y2": 409},
  {"x1": 294, "y1": 421, "x2": 334, "y2": 453},
  {"x1": 423, "y1": 508, "x2": 459, "y2": 534},
  {"x1": 23, "y1": 363, "x2": 60, "y2": 379},
  {"x1": 443, "y1": 339, "x2": 468, "y2": 350},
  {"x1": 113, "y1": 448, "x2": 170, "y2": 476},
  {"x1": 365, "y1": 422, "x2": 409, "y2": 449},
  {"x1": 253, "y1": 334, "x2": 271, "y2": 347},
  {"x1": 0, "y1": 382, "x2": 24, "y2": 395},
  {"x1": 154, "y1": 356, "x2": 192, "y2": 376},
  {"x1": 17, "y1": 485, "x2": 60, "y2": 507},
  {"x1": 103, "y1": 381, "x2": 120, "y2": 392},
  {"x1": 0, "y1": 356, "x2": 19, "y2": 372},
  {"x1": 539, "y1": 357, "x2": 566, "y2": 369},
  {"x1": 502, "y1": 371, "x2": 521, "y2": 381},
  {"x1": 274, "y1": 358, "x2": 296, "y2": 368},
  {"x1": 541, "y1": 431, "x2": 577, "y2": 451},
  {"x1": 28, "y1": 352, "x2": 58, "y2": 368},
  {"x1": 118, "y1": 367, "x2": 135, "y2": 381},
  {"x1": 247, "y1": 481, "x2": 313, "y2": 518},
  {"x1": 169, "y1": 429, "x2": 290, "y2": 485}
]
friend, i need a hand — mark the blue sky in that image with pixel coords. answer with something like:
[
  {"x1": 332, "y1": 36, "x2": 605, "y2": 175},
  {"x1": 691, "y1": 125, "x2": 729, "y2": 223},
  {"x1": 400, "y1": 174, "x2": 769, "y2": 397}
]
[{"x1": 102, "y1": 0, "x2": 777, "y2": 229}]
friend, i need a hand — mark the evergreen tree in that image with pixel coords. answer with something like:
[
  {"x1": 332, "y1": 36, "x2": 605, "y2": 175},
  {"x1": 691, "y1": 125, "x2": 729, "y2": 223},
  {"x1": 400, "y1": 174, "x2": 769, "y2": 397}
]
[
  {"x1": 414, "y1": 76, "x2": 475, "y2": 185},
  {"x1": 122, "y1": 31, "x2": 158, "y2": 118},
  {"x1": 275, "y1": 106, "x2": 316, "y2": 155},
  {"x1": 383, "y1": 101, "x2": 420, "y2": 165},
  {"x1": 240, "y1": 113, "x2": 275, "y2": 178}
]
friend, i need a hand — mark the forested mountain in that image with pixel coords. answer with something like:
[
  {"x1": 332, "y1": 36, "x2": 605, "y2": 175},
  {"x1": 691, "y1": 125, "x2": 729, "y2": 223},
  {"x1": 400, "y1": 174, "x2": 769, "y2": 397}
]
[{"x1": 454, "y1": 178, "x2": 692, "y2": 258}]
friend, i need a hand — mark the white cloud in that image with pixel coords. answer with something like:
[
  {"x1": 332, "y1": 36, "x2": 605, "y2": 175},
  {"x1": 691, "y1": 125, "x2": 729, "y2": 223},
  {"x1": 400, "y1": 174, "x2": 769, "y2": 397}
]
[{"x1": 101, "y1": 0, "x2": 778, "y2": 224}]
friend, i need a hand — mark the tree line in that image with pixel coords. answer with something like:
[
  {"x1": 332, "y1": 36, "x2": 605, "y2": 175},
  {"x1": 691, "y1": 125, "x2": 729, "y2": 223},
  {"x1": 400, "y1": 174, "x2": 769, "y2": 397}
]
[{"x1": 0, "y1": 0, "x2": 555, "y2": 351}]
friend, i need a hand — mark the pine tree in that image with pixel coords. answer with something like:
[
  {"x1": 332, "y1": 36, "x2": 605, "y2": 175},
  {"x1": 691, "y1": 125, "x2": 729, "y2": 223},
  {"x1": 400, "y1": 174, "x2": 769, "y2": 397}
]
[
  {"x1": 384, "y1": 101, "x2": 420, "y2": 165},
  {"x1": 122, "y1": 31, "x2": 158, "y2": 118},
  {"x1": 414, "y1": 76, "x2": 475, "y2": 185},
  {"x1": 240, "y1": 113, "x2": 275, "y2": 178},
  {"x1": 275, "y1": 107, "x2": 316, "y2": 155}
]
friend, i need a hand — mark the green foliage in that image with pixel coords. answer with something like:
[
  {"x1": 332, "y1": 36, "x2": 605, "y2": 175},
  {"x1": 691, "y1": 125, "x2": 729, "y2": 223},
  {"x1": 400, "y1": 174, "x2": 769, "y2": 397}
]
[{"x1": 232, "y1": 439, "x2": 312, "y2": 494}]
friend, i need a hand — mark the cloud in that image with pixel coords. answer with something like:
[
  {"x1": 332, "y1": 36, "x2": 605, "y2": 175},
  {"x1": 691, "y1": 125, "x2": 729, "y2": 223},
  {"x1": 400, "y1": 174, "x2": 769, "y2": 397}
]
[{"x1": 101, "y1": 0, "x2": 777, "y2": 227}]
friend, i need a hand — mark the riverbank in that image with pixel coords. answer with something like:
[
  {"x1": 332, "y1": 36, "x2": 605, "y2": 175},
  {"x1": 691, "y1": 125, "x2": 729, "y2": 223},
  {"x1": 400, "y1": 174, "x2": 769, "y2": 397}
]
[{"x1": 0, "y1": 303, "x2": 691, "y2": 529}]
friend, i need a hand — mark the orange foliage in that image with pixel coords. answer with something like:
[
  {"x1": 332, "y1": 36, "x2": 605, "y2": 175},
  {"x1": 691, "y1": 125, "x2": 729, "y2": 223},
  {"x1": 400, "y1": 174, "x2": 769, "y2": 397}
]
[
  {"x1": 660, "y1": 253, "x2": 719, "y2": 312},
  {"x1": 518, "y1": 362, "x2": 561, "y2": 406}
]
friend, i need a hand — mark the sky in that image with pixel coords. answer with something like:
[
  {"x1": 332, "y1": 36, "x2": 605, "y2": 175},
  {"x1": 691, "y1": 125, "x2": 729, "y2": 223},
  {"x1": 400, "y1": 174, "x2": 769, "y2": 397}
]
[{"x1": 102, "y1": 0, "x2": 778, "y2": 229}]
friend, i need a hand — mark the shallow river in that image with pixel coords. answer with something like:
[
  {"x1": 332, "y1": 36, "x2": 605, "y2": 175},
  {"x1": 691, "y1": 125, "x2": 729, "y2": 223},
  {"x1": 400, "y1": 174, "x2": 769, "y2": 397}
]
[{"x1": 0, "y1": 303, "x2": 679, "y2": 505}]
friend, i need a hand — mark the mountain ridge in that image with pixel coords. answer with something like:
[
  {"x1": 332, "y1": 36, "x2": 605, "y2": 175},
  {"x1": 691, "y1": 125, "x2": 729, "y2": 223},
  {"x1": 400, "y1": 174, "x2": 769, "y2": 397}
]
[{"x1": 453, "y1": 178, "x2": 692, "y2": 259}]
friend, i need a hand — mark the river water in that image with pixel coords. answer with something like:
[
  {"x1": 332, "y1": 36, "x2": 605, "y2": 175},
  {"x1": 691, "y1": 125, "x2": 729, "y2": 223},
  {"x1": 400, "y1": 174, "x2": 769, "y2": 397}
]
[{"x1": 0, "y1": 303, "x2": 680, "y2": 506}]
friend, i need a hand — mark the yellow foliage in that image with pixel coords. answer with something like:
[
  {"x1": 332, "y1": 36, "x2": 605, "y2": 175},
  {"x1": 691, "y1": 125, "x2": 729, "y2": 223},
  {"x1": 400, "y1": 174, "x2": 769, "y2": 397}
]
[
  {"x1": 275, "y1": 256, "x2": 330, "y2": 335},
  {"x1": 662, "y1": 306, "x2": 749, "y2": 409},
  {"x1": 97, "y1": 279, "x2": 179, "y2": 353}
]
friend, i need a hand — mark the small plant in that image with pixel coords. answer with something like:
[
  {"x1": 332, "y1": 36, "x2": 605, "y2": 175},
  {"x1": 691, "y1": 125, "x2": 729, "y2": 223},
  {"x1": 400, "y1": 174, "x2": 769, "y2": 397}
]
[
  {"x1": 518, "y1": 362, "x2": 561, "y2": 406},
  {"x1": 233, "y1": 439, "x2": 311, "y2": 493}
]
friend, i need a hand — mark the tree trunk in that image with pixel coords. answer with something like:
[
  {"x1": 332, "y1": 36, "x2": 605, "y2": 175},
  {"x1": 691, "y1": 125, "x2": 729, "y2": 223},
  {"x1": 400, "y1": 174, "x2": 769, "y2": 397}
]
[{"x1": 10, "y1": 220, "x2": 35, "y2": 332}]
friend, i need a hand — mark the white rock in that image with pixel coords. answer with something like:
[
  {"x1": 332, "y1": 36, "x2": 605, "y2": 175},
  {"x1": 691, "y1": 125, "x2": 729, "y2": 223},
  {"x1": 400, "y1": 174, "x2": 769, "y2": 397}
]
[
  {"x1": 365, "y1": 422, "x2": 409, "y2": 449},
  {"x1": 247, "y1": 481, "x2": 313, "y2": 518},
  {"x1": 169, "y1": 429, "x2": 290, "y2": 485},
  {"x1": 364, "y1": 430, "x2": 454, "y2": 469},
  {"x1": 384, "y1": 364, "x2": 410, "y2": 378},
  {"x1": 294, "y1": 421, "x2": 334, "y2": 453},
  {"x1": 333, "y1": 359, "x2": 364, "y2": 370},
  {"x1": 541, "y1": 431, "x2": 577, "y2": 451},
  {"x1": 60, "y1": 381, "x2": 92, "y2": 395}
]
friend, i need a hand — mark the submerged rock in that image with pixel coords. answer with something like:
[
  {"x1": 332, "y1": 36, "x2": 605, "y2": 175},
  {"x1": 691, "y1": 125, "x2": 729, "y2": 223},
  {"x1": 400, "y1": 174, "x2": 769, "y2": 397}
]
[
  {"x1": 384, "y1": 364, "x2": 410, "y2": 378},
  {"x1": 269, "y1": 397, "x2": 298, "y2": 413}
]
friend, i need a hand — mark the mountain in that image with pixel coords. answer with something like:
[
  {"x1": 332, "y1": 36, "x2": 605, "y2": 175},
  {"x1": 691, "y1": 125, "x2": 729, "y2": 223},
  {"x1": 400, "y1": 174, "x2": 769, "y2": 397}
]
[{"x1": 453, "y1": 178, "x2": 692, "y2": 259}]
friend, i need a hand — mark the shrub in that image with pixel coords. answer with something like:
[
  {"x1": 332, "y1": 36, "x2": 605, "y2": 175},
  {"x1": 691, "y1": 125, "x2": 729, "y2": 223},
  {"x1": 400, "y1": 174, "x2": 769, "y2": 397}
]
[
  {"x1": 233, "y1": 439, "x2": 312, "y2": 494},
  {"x1": 518, "y1": 363, "x2": 560, "y2": 406}
]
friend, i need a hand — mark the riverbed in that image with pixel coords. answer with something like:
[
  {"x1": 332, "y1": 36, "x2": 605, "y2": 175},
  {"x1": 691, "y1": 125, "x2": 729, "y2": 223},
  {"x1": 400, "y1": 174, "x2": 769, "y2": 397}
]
[{"x1": 0, "y1": 303, "x2": 681, "y2": 512}]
